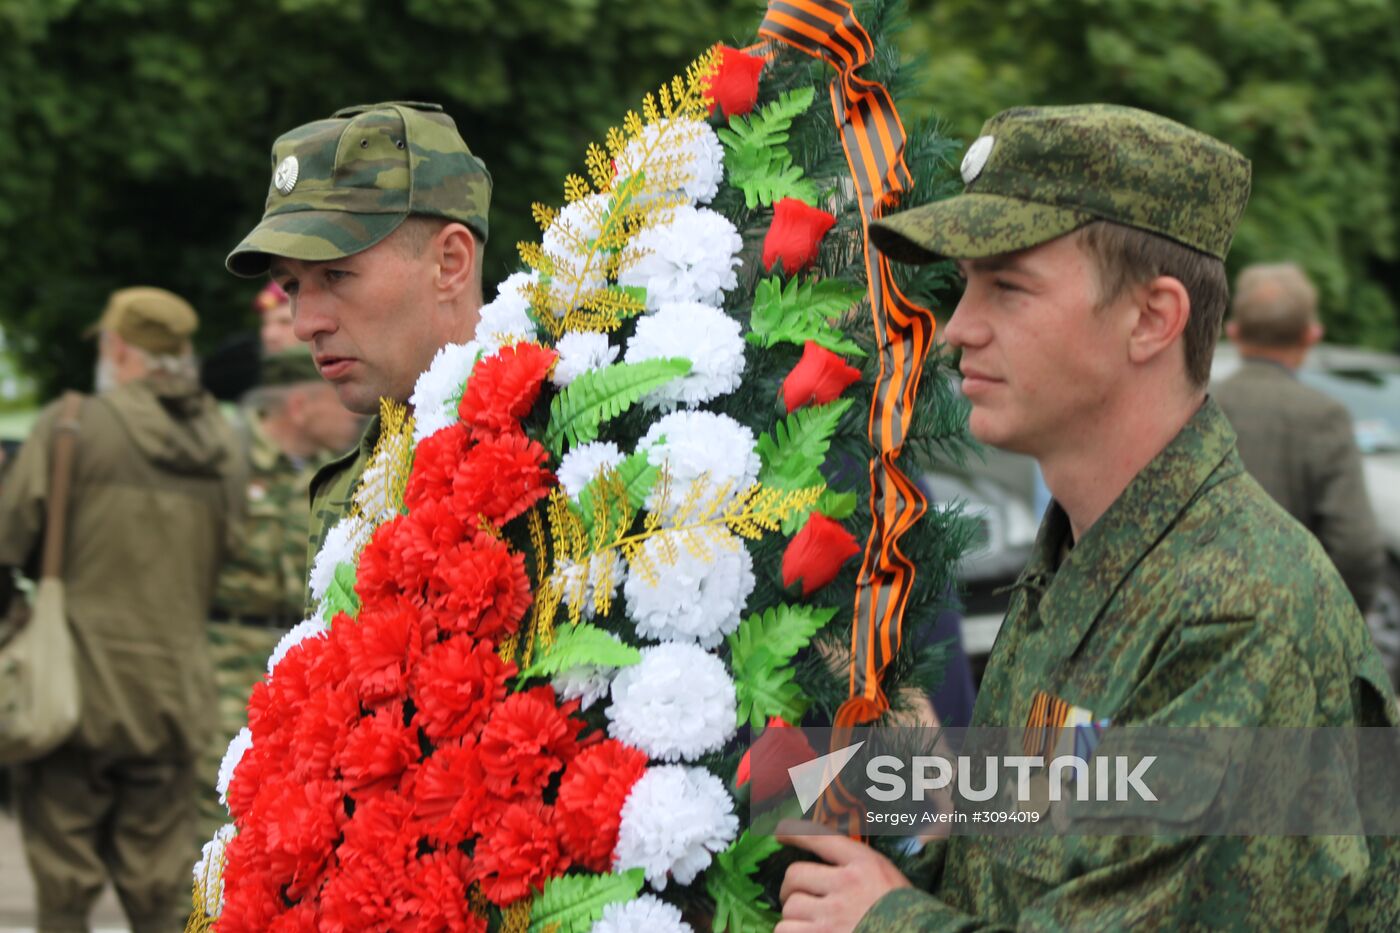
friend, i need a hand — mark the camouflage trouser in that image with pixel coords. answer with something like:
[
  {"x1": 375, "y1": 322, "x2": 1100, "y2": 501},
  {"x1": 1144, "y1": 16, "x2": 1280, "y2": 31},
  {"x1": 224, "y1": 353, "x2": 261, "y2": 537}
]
[{"x1": 197, "y1": 621, "x2": 285, "y2": 840}]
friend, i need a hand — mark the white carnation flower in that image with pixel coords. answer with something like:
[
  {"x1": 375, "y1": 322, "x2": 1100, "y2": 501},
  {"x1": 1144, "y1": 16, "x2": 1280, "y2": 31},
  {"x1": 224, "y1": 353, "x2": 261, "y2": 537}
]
[
  {"x1": 409, "y1": 340, "x2": 481, "y2": 443},
  {"x1": 623, "y1": 528, "x2": 754, "y2": 647},
  {"x1": 618, "y1": 206, "x2": 742, "y2": 310},
  {"x1": 476, "y1": 272, "x2": 539, "y2": 353},
  {"x1": 308, "y1": 517, "x2": 369, "y2": 604},
  {"x1": 592, "y1": 894, "x2": 694, "y2": 933},
  {"x1": 613, "y1": 765, "x2": 738, "y2": 889},
  {"x1": 639, "y1": 411, "x2": 760, "y2": 520},
  {"x1": 557, "y1": 441, "x2": 626, "y2": 499},
  {"x1": 553, "y1": 331, "x2": 619, "y2": 388},
  {"x1": 216, "y1": 727, "x2": 252, "y2": 806},
  {"x1": 607, "y1": 643, "x2": 736, "y2": 762},
  {"x1": 624, "y1": 302, "x2": 745, "y2": 409},
  {"x1": 543, "y1": 193, "x2": 612, "y2": 307},
  {"x1": 267, "y1": 617, "x2": 329, "y2": 675},
  {"x1": 193, "y1": 823, "x2": 237, "y2": 917},
  {"x1": 617, "y1": 119, "x2": 725, "y2": 205},
  {"x1": 552, "y1": 664, "x2": 614, "y2": 711},
  {"x1": 555, "y1": 550, "x2": 627, "y2": 621}
]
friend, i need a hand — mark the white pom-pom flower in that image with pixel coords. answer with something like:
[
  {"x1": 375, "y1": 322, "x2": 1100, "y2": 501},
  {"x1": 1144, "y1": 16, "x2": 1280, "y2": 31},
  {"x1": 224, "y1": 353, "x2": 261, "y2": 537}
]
[
  {"x1": 618, "y1": 206, "x2": 742, "y2": 310},
  {"x1": 552, "y1": 665, "x2": 614, "y2": 711},
  {"x1": 408, "y1": 340, "x2": 481, "y2": 443},
  {"x1": 607, "y1": 642, "x2": 736, "y2": 761},
  {"x1": 613, "y1": 765, "x2": 739, "y2": 889},
  {"x1": 543, "y1": 193, "x2": 612, "y2": 306},
  {"x1": 476, "y1": 272, "x2": 539, "y2": 353},
  {"x1": 192, "y1": 823, "x2": 237, "y2": 917},
  {"x1": 623, "y1": 528, "x2": 754, "y2": 647},
  {"x1": 625, "y1": 302, "x2": 745, "y2": 409},
  {"x1": 556, "y1": 550, "x2": 627, "y2": 621},
  {"x1": 557, "y1": 441, "x2": 626, "y2": 500},
  {"x1": 308, "y1": 517, "x2": 369, "y2": 605},
  {"x1": 639, "y1": 411, "x2": 760, "y2": 520},
  {"x1": 617, "y1": 119, "x2": 725, "y2": 205},
  {"x1": 592, "y1": 894, "x2": 694, "y2": 933},
  {"x1": 216, "y1": 727, "x2": 252, "y2": 806},
  {"x1": 267, "y1": 617, "x2": 329, "y2": 675},
  {"x1": 552, "y1": 331, "x2": 619, "y2": 388}
]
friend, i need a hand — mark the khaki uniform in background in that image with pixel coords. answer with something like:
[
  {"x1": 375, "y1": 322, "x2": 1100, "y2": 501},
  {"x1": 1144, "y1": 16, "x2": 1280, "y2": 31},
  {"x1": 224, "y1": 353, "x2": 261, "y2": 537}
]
[
  {"x1": 1216, "y1": 358, "x2": 1383, "y2": 611},
  {"x1": 197, "y1": 416, "x2": 316, "y2": 838},
  {"x1": 0, "y1": 374, "x2": 242, "y2": 932}
]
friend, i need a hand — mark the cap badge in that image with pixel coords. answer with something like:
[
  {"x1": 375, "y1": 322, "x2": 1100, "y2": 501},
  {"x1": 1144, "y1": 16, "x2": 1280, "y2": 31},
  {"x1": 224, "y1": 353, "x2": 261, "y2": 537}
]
[
  {"x1": 961, "y1": 136, "x2": 994, "y2": 185},
  {"x1": 274, "y1": 156, "x2": 300, "y2": 195}
]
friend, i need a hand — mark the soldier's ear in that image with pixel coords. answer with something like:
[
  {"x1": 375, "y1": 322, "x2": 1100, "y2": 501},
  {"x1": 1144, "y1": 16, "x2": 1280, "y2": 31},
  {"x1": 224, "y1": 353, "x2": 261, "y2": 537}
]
[
  {"x1": 432, "y1": 223, "x2": 479, "y2": 302},
  {"x1": 1127, "y1": 274, "x2": 1191, "y2": 369}
]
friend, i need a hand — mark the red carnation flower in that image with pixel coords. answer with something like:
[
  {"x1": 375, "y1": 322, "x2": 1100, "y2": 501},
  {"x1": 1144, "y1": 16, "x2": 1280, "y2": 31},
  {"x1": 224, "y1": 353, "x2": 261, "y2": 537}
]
[
  {"x1": 339, "y1": 597, "x2": 425, "y2": 707},
  {"x1": 782, "y1": 511, "x2": 861, "y2": 595},
  {"x1": 458, "y1": 343, "x2": 557, "y2": 439},
  {"x1": 762, "y1": 198, "x2": 837, "y2": 275},
  {"x1": 472, "y1": 801, "x2": 569, "y2": 906},
  {"x1": 402, "y1": 847, "x2": 483, "y2": 932},
  {"x1": 555, "y1": 739, "x2": 648, "y2": 871},
  {"x1": 337, "y1": 703, "x2": 419, "y2": 795},
  {"x1": 708, "y1": 44, "x2": 766, "y2": 118},
  {"x1": 320, "y1": 792, "x2": 417, "y2": 930},
  {"x1": 217, "y1": 834, "x2": 282, "y2": 933},
  {"x1": 735, "y1": 716, "x2": 819, "y2": 804},
  {"x1": 405, "y1": 739, "x2": 490, "y2": 846},
  {"x1": 478, "y1": 686, "x2": 582, "y2": 799},
  {"x1": 452, "y1": 432, "x2": 555, "y2": 526},
  {"x1": 354, "y1": 515, "x2": 433, "y2": 608},
  {"x1": 404, "y1": 421, "x2": 472, "y2": 511},
  {"x1": 251, "y1": 777, "x2": 344, "y2": 896},
  {"x1": 285, "y1": 684, "x2": 360, "y2": 787},
  {"x1": 782, "y1": 341, "x2": 862, "y2": 412},
  {"x1": 426, "y1": 532, "x2": 533, "y2": 641},
  {"x1": 267, "y1": 901, "x2": 318, "y2": 933},
  {"x1": 411, "y1": 637, "x2": 516, "y2": 743}
]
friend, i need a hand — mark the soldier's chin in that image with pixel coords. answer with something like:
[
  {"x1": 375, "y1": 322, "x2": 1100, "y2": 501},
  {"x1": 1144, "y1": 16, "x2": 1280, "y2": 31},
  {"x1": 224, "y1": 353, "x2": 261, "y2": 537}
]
[
  {"x1": 333, "y1": 382, "x2": 384, "y2": 418},
  {"x1": 967, "y1": 409, "x2": 1032, "y2": 455}
]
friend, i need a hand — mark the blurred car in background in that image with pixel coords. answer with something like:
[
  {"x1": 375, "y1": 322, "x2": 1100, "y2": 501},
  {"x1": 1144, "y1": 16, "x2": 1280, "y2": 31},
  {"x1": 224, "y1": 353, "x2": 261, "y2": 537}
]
[{"x1": 929, "y1": 341, "x2": 1400, "y2": 689}]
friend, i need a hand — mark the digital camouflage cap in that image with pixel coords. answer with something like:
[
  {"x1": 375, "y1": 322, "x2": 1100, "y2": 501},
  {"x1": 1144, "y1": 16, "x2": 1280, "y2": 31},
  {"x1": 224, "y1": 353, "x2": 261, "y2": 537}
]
[
  {"x1": 869, "y1": 104, "x2": 1251, "y2": 264},
  {"x1": 227, "y1": 101, "x2": 492, "y2": 277}
]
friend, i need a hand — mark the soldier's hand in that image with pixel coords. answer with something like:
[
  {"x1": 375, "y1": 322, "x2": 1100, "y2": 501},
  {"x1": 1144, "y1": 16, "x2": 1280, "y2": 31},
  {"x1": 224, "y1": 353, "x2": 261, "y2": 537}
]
[{"x1": 775, "y1": 819, "x2": 911, "y2": 933}]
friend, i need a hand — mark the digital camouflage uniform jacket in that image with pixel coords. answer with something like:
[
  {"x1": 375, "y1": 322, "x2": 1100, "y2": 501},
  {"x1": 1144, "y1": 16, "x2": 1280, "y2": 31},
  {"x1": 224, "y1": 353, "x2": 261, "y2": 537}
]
[
  {"x1": 0, "y1": 377, "x2": 244, "y2": 759},
  {"x1": 304, "y1": 415, "x2": 380, "y2": 615},
  {"x1": 858, "y1": 398, "x2": 1399, "y2": 931},
  {"x1": 212, "y1": 415, "x2": 317, "y2": 623}
]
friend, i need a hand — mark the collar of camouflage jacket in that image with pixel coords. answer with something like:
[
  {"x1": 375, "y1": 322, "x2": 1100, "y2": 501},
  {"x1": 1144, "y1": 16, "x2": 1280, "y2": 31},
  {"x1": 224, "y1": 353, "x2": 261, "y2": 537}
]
[{"x1": 1016, "y1": 397, "x2": 1243, "y2": 658}]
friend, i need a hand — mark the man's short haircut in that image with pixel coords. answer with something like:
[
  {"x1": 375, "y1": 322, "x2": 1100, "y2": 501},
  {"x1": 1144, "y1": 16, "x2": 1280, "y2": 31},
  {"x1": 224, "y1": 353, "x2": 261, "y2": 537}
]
[
  {"x1": 1229, "y1": 262, "x2": 1318, "y2": 348},
  {"x1": 1075, "y1": 221, "x2": 1229, "y2": 390}
]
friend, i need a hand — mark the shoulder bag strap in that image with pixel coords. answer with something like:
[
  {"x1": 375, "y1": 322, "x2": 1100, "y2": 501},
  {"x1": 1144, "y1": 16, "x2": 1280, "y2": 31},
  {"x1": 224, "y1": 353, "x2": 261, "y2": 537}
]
[{"x1": 39, "y1": 392, "x2": 84, "y2": 581}]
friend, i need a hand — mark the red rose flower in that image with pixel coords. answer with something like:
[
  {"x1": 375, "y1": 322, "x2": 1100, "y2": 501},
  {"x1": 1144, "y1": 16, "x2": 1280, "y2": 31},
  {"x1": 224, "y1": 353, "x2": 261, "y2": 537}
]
[
  {"x1": 735, "y1": 717, "x2": 819, "y2": 804},
  {"x1": 336, "y1": 703, "x2": 419, "y2": 794},
  {"x1": 782, "y1": 511, "x2": 861, "y2": 596},
  {"x1": 472, "y1": 801, "x2": 569, "y2": 906},
  {"x1": 404, "y1": 421, "x2": 472, "y2": 511},
  {"x1": 426, "y1": 532, "x2": 533, "y2": 641},
  {"x1": 458, "y1": 343, "x2": 557, "y2": 439},
  {"x1": 411, "y1": 636, "x2": 515, "y2": 743},
  {"x1": 708, "y1": 44, "x2": 765, "y2": 118},
  {"x1": 339, "y1": 597, "x2": 424, "y2": 707},
  {"x1": 452, "y1": 432, "x2": 555, "y2": 526},
  {"x1": 478, "y1": 686, "x2": 582, "y2": 799},
  {"x1": 762, "y1": 198, "x2": 836, "y2": 275},
  {"x1": 782, "y1": 341, "x2": 862, "y2": 412},
  {"x1": 555, "y1": 739, "x2": 648, "y2": 871}
]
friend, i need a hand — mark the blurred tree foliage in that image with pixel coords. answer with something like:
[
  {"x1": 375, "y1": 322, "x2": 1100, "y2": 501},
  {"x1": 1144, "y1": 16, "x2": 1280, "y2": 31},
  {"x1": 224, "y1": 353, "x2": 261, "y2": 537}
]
[
  {"x1": 0, "y1": 0, "x2": 758, "y2": 395},
  {"x1": 900, "y1": 0, "x2": 1400, "y2": 350}
]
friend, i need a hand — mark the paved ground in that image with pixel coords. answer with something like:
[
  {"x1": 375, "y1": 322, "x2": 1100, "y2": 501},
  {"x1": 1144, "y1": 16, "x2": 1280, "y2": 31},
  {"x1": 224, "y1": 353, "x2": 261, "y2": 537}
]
[{"x1": 0, "y1": 809, "x2": 129, "y2": 933}]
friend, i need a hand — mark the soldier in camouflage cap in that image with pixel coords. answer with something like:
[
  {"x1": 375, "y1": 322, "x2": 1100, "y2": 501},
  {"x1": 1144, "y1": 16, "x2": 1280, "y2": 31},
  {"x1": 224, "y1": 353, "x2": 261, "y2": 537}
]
[
  {"x1": 778, "y1": 105, "x2": 1399, "y2": 931},
  {"x1": 228, "y1": 102, "x2": 492, "y2": 579}
]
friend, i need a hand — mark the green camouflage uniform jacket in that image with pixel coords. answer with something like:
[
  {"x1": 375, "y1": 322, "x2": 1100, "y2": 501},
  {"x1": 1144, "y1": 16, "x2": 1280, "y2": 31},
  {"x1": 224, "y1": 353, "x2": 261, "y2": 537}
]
[
  {"x1": 858, "y1": 398, "x2": 1399, "y2": 932},
  {"x1": 212, "y1": 415, "x2": 315, "y2": 623},
  {"x1": 304, "y1": 415, "x2": 381, "y2": 616}
]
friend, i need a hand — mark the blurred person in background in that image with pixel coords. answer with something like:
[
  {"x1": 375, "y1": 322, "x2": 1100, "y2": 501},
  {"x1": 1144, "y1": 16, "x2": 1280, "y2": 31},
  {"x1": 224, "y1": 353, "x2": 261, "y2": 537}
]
[
  {"x1": 1215, "y1": 262, "x2": 1383, "y2": 613},
  {"x1": 0, "y1": 287, "x2": 243, "y2": 933},
  {"x1": 198, "y1": 345, "x2": 363, "y2": 836},
  {"x1": 254, "y1": 280, "x2": 297, "y2": 354}
]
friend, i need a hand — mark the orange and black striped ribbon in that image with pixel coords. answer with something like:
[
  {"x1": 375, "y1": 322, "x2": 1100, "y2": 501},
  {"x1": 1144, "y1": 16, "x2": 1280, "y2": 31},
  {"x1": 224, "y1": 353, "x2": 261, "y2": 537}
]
[
  {"x1": 758, "y1": 0, "x2": 938, "y2": 835},
  {"x1": 1023, "y1": 690, "x2": 1071, "y2": 758}
]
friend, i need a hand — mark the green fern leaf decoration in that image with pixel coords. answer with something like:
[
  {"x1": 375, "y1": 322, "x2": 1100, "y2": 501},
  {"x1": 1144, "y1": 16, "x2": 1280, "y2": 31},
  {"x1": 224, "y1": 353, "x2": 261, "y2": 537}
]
[
  {"x1": 719, "y1": 87, "x2": 819, "y2": 209},
  {"x1": 517, "y1": 622, "x2": 641, "y2": 682},
  {"x1": 528, "y1": 869, "x2": 645, "y2": 933},
  {"x1": 578, "y1": 448, "x2": 659, "y2": 541},
  {"x1": 545, "y1": 358, "x2": 691, "y2": 455},
  {"x1": 746, "y1": 276, "x2": 867, "y2": 357},
  {"x1": 708, "y1": 832, "x2": 784, "y2": 933},
  {"x1": 728, "y1": 604, "x2": 838, "y2": 728},
  {"x1": 757, "y1": 398, "x2": 854, "y2": 491}
]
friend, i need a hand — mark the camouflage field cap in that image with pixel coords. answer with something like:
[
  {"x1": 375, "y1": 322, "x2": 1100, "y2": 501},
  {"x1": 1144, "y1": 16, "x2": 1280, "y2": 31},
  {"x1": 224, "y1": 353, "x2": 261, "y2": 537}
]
[
  {"x1": 870, "y1": 104, "x2": 1251, "y2": 264},
  {"x1": 259, "y1": 346, "x2": 322, "y2": 387},
  {"x1": 227, "y1": 101, "x2": 492, "y2": 277},
  {"x1": 85, "y1": 286, "x2": 198, "y2": 354}
]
